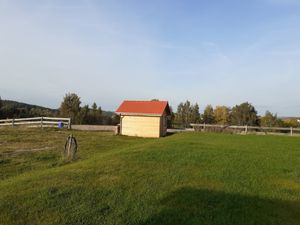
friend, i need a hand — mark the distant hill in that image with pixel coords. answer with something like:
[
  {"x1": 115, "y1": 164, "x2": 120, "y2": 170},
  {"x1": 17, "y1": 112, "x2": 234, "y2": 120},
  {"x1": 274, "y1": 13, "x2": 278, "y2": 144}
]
[
  {"x1": 0, "y1": 99, "x2": 58, "y2": 119},
  {"x1": 2, "y1": 99, "x2": 57, "y2": 112}
]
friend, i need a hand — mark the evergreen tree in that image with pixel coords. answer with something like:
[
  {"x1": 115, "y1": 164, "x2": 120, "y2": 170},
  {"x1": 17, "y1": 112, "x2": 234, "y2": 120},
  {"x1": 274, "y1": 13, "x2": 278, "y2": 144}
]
[
  {"x1": 92, "y1": 102, "x2": 97, "y2": 111},
  {"x1": 191, "y1": 103, "x2": 200, "y2": 123},
  {"x1": 78, "y1": 105, "x2": 89, "y2": 124}
]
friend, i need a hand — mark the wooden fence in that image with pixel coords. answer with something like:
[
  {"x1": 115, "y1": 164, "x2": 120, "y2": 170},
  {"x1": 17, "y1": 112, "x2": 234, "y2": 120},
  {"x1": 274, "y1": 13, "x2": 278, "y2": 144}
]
[
  {"x1": 190, "y1": 124, "x2": 300, "y2": 136},
  {"x1": 0, "y1": 117, "x2": 71, "y2": 129}
]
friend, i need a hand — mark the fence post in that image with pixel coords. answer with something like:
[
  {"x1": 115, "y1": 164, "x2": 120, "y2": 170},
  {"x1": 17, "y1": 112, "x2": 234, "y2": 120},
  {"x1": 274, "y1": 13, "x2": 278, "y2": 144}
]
[
  {"x1": 68, "y1": 118, "x2": 71, "y2": 129},
  {"x1": 290, "y1": 127, "x2": 293, "y2": 136},
  {"x1": 12, "y1": 118, "x2": 15, "y2": 127},
  {"x1": 245, "y1": 125, "x2": 248, "y2": 134},
  {"x1": 40, "y1": 117, "x2": 43, "y2": 128},
  {"x1": 203, "y1": 123, "x2": 206, "y2": 132}
]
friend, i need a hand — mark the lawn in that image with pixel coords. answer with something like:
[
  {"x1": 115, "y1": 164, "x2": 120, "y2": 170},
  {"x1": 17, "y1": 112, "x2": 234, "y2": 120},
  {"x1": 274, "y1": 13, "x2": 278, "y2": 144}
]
[{"x1": 0, "y1": 128, "x2": 299, "y2": 225}]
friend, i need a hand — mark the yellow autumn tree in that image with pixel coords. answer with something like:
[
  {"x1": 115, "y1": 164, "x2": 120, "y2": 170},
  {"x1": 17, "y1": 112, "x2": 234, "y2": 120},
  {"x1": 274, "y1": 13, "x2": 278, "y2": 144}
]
[{"x1": 214, "y1": 106, "x2": 230, "y2": 125}]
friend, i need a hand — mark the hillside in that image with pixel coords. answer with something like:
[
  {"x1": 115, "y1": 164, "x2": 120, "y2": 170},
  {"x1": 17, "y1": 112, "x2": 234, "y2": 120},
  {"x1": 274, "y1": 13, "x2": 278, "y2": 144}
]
[
  {"x1": 1, "y1": 100, "x2": 56, "y2": 111},
  {"x1": 0, "y1": 99, "x2": 58, "y2": 119}
]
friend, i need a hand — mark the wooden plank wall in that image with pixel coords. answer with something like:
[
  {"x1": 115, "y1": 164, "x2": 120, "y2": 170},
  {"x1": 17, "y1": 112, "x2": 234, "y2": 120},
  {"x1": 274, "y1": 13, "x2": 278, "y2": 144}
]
[{"x1": 121, "y1": 115, "x2": 161, "y2": 138}]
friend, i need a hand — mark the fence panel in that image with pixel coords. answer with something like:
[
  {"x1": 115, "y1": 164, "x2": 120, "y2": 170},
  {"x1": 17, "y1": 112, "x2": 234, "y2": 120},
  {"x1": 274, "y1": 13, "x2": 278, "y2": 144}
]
[
  {"x1": 190, "y1": 124, "x2": 300, "y2": 136},
  {"x1": 0, "y1": 117, "x2": 71, "y2": 129}
]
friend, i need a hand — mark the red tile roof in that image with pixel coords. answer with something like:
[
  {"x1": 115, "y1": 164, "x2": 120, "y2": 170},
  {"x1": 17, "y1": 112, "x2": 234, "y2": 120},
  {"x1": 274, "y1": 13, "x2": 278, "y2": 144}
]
[{"x1": 116, "y1": 100, "x2": 170, "y2": 116}]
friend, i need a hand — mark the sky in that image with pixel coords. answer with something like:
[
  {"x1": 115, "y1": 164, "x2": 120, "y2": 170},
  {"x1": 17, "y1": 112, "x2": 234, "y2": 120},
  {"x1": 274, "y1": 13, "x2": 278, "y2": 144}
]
[{"x1": 0, "y1": 0, "x2": 300, "y2": 116}]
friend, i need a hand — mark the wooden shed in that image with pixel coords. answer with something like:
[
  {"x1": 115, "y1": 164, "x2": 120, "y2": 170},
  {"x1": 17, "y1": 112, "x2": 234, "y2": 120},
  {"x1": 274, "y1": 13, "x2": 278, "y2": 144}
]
[{"x1": 116, "y1": 100, "x2": 171, "y2": 138}]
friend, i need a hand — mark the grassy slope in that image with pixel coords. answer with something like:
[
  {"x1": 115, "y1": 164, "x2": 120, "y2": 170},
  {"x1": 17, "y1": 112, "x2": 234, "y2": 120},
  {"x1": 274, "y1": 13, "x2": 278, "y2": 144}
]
[{"x1": 0, "y1": 129, "x2": 299, "y2": 225}]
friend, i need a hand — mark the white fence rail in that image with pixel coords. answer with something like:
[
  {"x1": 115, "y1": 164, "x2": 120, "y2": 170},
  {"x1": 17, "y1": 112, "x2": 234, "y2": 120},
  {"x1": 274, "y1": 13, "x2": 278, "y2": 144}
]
[
  {"x1": 190, "y1": 124, "x2": 300, "y2": 136},
  {"x1": 0, "y1": 117, "x2": 71, "y2": 129}
]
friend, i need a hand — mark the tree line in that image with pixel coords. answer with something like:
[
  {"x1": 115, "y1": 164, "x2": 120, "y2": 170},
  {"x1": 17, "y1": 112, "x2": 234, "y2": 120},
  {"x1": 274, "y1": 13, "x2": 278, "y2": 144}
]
[
  {"x1": 58, "y1": 93, "x2": 119, "y2": 125},
  {"x1": 172, "y1": 100, "x2": 300, "y2": 128},
  {"x1": 0, "y1": 97, "x2": 56, "y2": 119},
  {"x1": 0, "y1": 95, "x2": 298, "y2": 127},
  {"x1": 0, "y1": 94, "x2": 119, "y2": 125}
]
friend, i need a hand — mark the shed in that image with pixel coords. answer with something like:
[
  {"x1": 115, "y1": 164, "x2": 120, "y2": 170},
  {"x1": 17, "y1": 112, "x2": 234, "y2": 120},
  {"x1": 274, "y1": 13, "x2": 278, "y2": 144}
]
[{"x1": 116, "y1": 100, "x2": 171, "y2": 138}]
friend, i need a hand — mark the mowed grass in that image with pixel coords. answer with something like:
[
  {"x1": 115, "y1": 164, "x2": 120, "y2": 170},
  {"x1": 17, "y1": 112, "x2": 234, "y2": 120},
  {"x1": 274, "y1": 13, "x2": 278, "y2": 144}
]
[{"x1": 0, "y1": 128, "x2": 299, "y2": 225}]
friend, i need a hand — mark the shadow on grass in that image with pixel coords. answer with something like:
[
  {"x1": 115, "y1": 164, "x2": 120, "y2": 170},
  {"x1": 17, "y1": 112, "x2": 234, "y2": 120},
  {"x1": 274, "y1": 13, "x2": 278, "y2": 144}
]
[
  {"x1": 142, "y1": 187, "x2": 300, "y2": 225},
  {"x1": 165, "y1": 132, "x2": 176, "y2": 137}
]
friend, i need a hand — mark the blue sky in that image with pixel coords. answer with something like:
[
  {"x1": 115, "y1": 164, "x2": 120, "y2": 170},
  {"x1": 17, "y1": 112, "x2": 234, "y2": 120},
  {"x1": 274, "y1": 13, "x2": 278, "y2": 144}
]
[{"x1": 1, "y1": 0, "x2": 300, "y2": 116}]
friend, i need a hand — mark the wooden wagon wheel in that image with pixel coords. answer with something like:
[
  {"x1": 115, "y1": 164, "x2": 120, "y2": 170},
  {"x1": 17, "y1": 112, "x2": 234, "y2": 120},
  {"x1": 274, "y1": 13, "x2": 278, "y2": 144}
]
[{"x1": 64, "y1": 134, "x2": 78, "y2": 161}]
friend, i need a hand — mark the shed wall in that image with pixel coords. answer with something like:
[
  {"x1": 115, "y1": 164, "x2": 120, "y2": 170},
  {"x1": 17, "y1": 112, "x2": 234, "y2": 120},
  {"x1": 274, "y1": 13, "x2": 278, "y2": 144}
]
[{"x1": 121, "y1": 115, "x2": 161, "y2": 138}]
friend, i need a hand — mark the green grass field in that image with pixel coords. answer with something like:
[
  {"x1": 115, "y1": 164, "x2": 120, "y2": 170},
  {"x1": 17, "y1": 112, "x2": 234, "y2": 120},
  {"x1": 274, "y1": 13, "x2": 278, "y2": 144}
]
[{"x1": 0, "y1": 128, "x2": 299, "y2": 225}]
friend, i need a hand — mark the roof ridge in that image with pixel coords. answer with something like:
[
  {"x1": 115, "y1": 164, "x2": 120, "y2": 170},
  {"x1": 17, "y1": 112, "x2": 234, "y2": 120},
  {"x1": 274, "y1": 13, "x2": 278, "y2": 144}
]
[{"x1": 123, "y1": 100, "x2": 168, "y2": 102}]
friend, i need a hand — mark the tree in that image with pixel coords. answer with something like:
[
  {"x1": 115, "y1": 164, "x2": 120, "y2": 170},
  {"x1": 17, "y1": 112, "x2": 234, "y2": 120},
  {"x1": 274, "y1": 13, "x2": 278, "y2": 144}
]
[
  {"x1": 77, "y1": 103, "x2": 103, "y2": 125},
  {"x1": 111, "y1": 114, "x2": 120, "y2": 125},
  {"x1": 202, "y1": 105, "x2": 215, "y2": 124},
  {"x1": 281, "y1": 118, "x2": 300, "y2": 128},
  {"x1": 29, "y1": 108, "x2": 53, "y2": 117},
  {"x1": 89, "y1": 102, "x2": 98, "y2": 124},
  {"x1": 97, "y1": 106, "x2": 102, "y2": 123},
  {"x1": 78, "y1": 104, "x2": 89, "y2": 124},
  {"x1": 183, "y1": 101, "x2": 193, "y2": 126},
  {"x1": 260, "y1": 111, "x2": 280, "y2": 127},
  {"x1": 175, "y1": 102, "x2": 184, "y2": 127},
  {"x1": 175, "y1": 100, "x2": 194, "y2": 127},
  {"x1": 93, "y1": 104, "x2": 102, "y2": 124},
  {"x1": 230, "y1": 102, "x2": 258, "y2": 126},
  {"x1": 214, "y1": 106, "x2": 230, "y2": 125},
  {"x1": 1, "y1": 104, "x2": 17, "y2": 119},
  {"x1": 168, "y1": 106, "x2": 175, "y2": 128},
  {"x1": 59, "y1": 93, "x2": 81, "y2": 123},
  {"x1": 191, "y1": 103, "x2": 200, "y2": 124},
  {"x1": 92, "y1": 102, "x2": 97, "y2": 111},
  {"x1": 175, "y1": 101, "x2": 201, "y2": 127},
  {"x1": 176, "y1": 102, "x2": 186, "y2": 127}
]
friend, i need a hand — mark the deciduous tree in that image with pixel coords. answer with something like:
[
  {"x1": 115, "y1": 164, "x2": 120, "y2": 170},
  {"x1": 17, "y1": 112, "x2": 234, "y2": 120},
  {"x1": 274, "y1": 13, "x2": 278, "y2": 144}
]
[
  {"x1": 191, "y1": 103, "x2": 201, "y2": 124},
  {"x1": 260, "y1": 111, "x2": 280, "y2": 127},
  {"x1": 214, "y1": 106, "x2": 230, "y2": 125},
  {"x1": 202, "y1": 105, "x2": 215, "y2": 124},
  {"x1": 230, "y1": 102, "x2": 258, "y2": 126},
  {"x1": 59, "y1": 93, "x2": 81, "y2": 123},
  {"x1": 175, "y1": 101, "x2": 200, "y2": 127}
]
